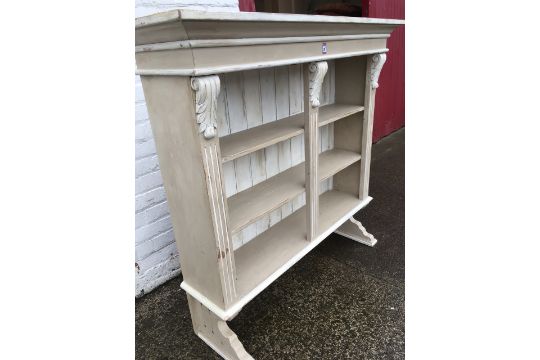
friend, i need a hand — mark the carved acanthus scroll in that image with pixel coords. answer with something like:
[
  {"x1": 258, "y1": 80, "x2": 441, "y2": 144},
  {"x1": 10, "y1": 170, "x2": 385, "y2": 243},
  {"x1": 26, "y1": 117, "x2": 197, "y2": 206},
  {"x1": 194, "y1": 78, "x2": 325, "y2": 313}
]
[
  {"x1": 370, "y1": 53, "x2": 387, "y2": 89},
  {"x1": 191, "y1": 75, "x2": 220, "y2": 139},
  {"x1": 308, "y1": 61, "x2": 328, "y2": 108}
]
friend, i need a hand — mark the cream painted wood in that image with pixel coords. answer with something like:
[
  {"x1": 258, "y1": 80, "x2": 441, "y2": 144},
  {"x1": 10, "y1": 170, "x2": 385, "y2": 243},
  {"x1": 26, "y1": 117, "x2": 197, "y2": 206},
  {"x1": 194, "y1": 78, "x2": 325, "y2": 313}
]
[
  {"x1": 187, "y1": 294, "x2": 253, "y2": 360},
  {"x1": 335, "y1": 216, "x2": 378, "y2": 246},
  {"x1": 219, "y1": 103, "x2": 360, "y2": 163},
  {"x1": 217, "y1": 63, "x2": 337, "y2": 249},
  {"x1": 136, "y1": 10, "x2": 401, "y2": 359},
  {"x1": 330, "y1": 56, "x2": 366, "y2": 204},
  {"x1": 359, "y1": 53, "x2": 386, "y2": 200},
  {"x1": 333, "y1": 54, "x2": 386, "y2": 247},
  {"x1": 181, "y1": 194, "x2": 373, "y2": 322},
  {"x1": 319, "y1": 62, "x2": 336, "y2": 195},
  {"x1": 136, "y1": 39, "x2": 388, "y2": 76},
  {"x1": 288, "y1": 64, "x2": 305, "y2": 215},
  {"x1": 140, "y1": 76, "x2": 231, "y2": 309},
  {"x1": 192, "y1": 76, "x2": 237, "y2": 305},
  {"x1": 135, "y1": 10, "x2": 403, "y2": 75},
  {"x1": 228, "y1": 149, "x2": 361, "y2": 234},
  {"x1": 135, "y1": 34, "x2": 390, "y2": 53},
  {"x1": 234, "y1": 190, "x2": 371, "y2": 301},
  {"x1": 304, "y1": 61, "x2": 328, "y2": 241}
]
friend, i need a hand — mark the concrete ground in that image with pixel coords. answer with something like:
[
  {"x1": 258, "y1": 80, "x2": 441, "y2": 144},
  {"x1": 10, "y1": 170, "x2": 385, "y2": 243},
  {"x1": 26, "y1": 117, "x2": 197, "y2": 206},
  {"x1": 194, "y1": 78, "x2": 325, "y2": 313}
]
[{"x1": 136, "y1": 128, "x2": 404, "y2": 359}]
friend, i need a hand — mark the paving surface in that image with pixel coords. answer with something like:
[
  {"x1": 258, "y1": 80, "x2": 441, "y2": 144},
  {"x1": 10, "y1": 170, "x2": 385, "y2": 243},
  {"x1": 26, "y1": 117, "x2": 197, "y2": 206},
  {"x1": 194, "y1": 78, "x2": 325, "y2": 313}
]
[{"x1": 136, "y1": 128, "x2": 405, "y2": 359}]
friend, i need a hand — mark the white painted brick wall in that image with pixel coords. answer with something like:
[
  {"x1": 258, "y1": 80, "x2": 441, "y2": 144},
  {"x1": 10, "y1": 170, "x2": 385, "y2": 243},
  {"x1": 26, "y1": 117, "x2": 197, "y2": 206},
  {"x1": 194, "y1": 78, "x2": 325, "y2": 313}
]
[
  {"x1": 135, "y1": 0, "x2": 239, "y2": 17},
  {"x1": 135, "y1": 0, "x2": 239, "y2": 297}
]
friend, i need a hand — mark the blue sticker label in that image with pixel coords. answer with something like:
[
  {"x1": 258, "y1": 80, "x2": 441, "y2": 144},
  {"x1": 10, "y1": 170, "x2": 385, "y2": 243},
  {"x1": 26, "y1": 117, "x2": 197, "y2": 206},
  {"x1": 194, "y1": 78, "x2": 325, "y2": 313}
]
[{"x1": 322, "y1": 42, "x2": 328, "y2": 54}]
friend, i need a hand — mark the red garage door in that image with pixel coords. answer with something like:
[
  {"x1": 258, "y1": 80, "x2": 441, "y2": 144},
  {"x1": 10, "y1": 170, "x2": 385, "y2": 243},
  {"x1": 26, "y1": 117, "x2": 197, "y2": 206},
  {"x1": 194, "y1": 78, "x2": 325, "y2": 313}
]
[{"x1": 363, "y1": 0, "x2": 405, "y2": 142}]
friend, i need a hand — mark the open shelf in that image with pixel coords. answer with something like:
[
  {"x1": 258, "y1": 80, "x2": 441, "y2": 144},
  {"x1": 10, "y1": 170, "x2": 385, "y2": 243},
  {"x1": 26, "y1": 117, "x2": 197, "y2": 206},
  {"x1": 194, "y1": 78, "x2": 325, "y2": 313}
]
[
  {"x1": 220, "y1": 103, "x2": 363, "y2": 163},
  {"x1": 318, "y1": 103, "x2": 364, "y2": 127},
  {"x1": 234, "y1": 189, "x2": 365, "y2": 301},
  {"x1": 227, "y1": 148, "x2": 361, "y2": 234}
]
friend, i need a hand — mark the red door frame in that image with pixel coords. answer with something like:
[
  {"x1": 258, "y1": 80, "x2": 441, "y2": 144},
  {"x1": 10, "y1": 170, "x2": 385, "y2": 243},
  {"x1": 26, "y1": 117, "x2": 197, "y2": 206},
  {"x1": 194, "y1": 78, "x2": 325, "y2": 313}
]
[{"x1": 239, "y1": 0, "x2": 255, "y2": 12}]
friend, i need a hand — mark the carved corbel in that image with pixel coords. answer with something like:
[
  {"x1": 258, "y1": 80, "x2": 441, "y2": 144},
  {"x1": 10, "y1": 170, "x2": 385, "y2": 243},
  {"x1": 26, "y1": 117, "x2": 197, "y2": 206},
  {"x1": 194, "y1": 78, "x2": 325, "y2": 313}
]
[
  {"x1": 191, "y1": 75, "x2": 220, "y2": 139},
  {"x1": 308, "y1": 61, "x2": 329, "y2": 108},
  {"x1": 370, "y1": 53, "x2": 387, "y2": 89}
]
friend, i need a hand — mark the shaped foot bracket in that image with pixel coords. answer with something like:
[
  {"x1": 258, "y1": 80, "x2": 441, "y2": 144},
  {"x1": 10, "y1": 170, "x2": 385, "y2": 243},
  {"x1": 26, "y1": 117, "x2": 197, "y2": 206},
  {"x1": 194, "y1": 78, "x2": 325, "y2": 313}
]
[
  {"x1": 187, "y1": 294, "x2": 254, "y2": 360},
  {"x1": 335, "y1": 216, "x2": 378, "y2": 247}
]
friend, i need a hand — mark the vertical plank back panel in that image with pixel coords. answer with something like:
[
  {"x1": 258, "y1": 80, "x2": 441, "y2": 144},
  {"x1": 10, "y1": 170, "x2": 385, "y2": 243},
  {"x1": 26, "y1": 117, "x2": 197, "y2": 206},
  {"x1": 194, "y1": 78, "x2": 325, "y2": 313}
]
[
  {"x1": 258, "y1": 67, "x2": 282, "y2": 229},
  {"x1": 243, "y1": 70, "x2": 267, "y2": 242},
  {"x1": 289, "y1": 64, "x2": 306, "y2": 212},
  {"x1": 216, "y1": 63, "x2": 336, "y2": 248},
  {"x1": 275, "y1": 66, "x2": 294, "y2": 220}
]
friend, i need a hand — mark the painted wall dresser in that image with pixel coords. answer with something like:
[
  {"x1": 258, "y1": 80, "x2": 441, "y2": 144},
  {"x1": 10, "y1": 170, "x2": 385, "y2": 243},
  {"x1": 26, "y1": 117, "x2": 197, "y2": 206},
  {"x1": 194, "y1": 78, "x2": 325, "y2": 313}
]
[{"x1": 135, "y1": 9, "x2": 403, "y2": 360}]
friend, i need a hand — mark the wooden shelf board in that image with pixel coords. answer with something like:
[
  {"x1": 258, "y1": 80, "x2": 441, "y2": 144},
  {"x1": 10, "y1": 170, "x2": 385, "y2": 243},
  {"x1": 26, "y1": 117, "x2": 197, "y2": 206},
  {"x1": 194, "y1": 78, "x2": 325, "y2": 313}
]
[
  {"x1": 220, "y1": 103, "x2": 363, "y2": 163},
  {"x1": 220, "y1": 114, "x2": 303, "y2": 163},
  {"x1": 227, "y1": 148, "x2": 361, "y2": 234},
  {"x1": 234, "y1": 189, "x2": 367, "y2": 303},
  {"x1": 319, "y1": 148, "x2": 361, "y2": 182},
  {"x1": 318, "y1": 103, "x2": 364, "y2": 127}
]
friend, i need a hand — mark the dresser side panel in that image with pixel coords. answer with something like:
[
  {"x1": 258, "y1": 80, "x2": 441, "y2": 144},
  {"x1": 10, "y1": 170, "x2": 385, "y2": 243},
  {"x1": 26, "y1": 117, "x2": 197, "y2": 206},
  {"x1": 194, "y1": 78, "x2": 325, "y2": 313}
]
[{"x1": 140, "y1": 76, "x2": 226, "y2": 308}]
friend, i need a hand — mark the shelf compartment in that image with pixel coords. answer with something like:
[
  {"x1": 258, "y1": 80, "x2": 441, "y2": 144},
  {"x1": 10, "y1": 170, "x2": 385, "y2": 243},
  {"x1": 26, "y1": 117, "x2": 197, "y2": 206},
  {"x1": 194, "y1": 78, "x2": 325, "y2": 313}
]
[
  {"x1": 234, "y1": 189, "x2": 366, "y2": 301},
  {"x1": 220, "y1": 103, "x2": 363, "y2": 163},
  {"x1": 318, "y1": 103, "x2": 364, "y2": 127},
  {"x1": 227, "y1": 148, "x2": 361, "y2": 234}
]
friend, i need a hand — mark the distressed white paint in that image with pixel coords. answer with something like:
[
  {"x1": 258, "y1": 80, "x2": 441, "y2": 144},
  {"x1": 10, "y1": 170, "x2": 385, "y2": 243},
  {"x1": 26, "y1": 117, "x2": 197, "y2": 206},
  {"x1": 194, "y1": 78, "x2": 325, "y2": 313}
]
[
  {"x1": 218, "y1": 61, "x2": 336, "y2": 249},
  {"x1": 135, "y1": 4, "x2": 337, "y2": 294},
  {"x1": 181, "y1": 195, "x2": 373, "y2": 321},
  {"x1": 136, "y1": 10, "x2": 401, "y2": 359},
  {"x1": 135, "y1": 34, "x2": 390, "y2": 53},
  {"x1": 335, "y1": 216, "x2": 378, "y2": 246},
  {"x1": 369, "y1": 53, "x2": 387, "y2": 89},
  {"x1": 201, "y1": 141, "x2": 237, "y2": 304},
  {"x1": 192, "y1": 75, "x2": 220, "y2": 139},
  {"x1": 136, "y1": 48, "x2": 388, "y2": 76}
]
